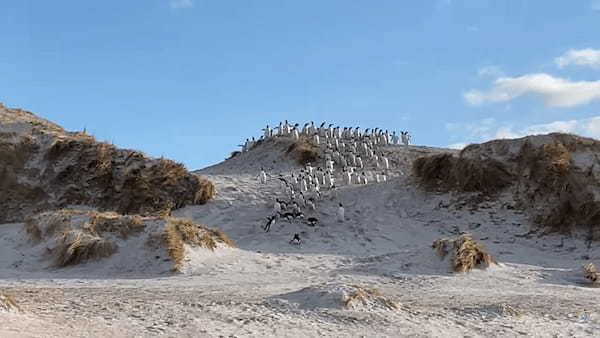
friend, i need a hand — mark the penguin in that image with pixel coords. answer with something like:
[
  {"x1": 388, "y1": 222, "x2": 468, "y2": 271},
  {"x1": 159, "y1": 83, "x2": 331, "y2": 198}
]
[
  {"x1": 307, "y1": 198, "x2": 316, "y2": 211},
  {"x1": 259, "y1": 167, "x2": 267, "y2": 184},
  {"x1": 376, "y1": 173, "x2": 381, "y2": 183},
  {"x1": 307, "y1": 163, "x2": 314, "y2": 175},
  {"x1": 337, "y1": 203, "x2": 345, "y2": 222},
  {"x1": 314, "y1": 133, "x2": 320, "y2": 145},
  {"x1": 328, "y1": 174, "x2": 335, "y2": 188},
  {"x1": 293, "y1": 127, "x2": 300, "y2": 140},
  {"x1": 357, "y1": 156, "x2": 363, "y2": 169},
  {"x1": 382, "y1": 172, "x2": 387, "y2": 182},
  {"x1": 264, "y1": 215, "x2": 277, "y2": 232},
  {"x1": 306, "y1": 217, "x2": 318, "y2": 227},
  {"x1": 383, "y1": 156, "x2": 389, "y2": 170},
  {"x1": 289, "y1": 233, "x2": 302, "y2": 245},
  {"x1": 345, "y1": 168, "x2": 352, "y2": 185},
  {"x1": 361, "y1": 172, "x2": 368, "y2": 185}
]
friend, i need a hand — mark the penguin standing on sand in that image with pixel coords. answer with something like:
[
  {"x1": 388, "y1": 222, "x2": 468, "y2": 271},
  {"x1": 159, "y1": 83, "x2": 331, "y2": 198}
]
[
  {"x1": 259, "y1": 168, "x2": 267, "y2": 184},
  {"x1": 307, "y1": 198, "x2": 316, "y2": 211},
  {"x1": 345, "y1": 168, "x2": 352, "y2": 185},
  {"x1": 383, "y1": 155, "x2": 389, "y2": 170},
  {"x1": 337, "y1": 203, "x2": 345, "y2": 222}
]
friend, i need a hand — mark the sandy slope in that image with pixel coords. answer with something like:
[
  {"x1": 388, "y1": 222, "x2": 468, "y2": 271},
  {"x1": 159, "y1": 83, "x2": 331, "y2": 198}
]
[{"x1": 1, "y1": 143, "x2": 599, "y2": 337}]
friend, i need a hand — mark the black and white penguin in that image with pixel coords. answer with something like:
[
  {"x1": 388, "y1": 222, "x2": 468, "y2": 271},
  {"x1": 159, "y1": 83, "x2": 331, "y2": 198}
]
[
  {"x1": 264, "y1": 215, "x2": 277, "y2": 232},
  {"x1": 337, "y1": 203, "x2": 345, "y2": 222}
]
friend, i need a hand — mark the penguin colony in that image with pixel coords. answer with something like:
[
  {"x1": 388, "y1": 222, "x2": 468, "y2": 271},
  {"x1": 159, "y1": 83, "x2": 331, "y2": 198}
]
[{"x1": 241, "y1": 120, "x2": 411, "y2": 246}]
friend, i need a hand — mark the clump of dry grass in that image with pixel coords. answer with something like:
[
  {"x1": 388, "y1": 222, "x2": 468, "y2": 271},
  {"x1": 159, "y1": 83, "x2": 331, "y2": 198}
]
[
  {"x1": 286, "y1": 137, "x2": 319, "y2": 165},
  {"x1": 194, "y1": 175, "x2": 216, "y2": 205},
  {"x1": 0, "y1": 293, "x2": 20, "y2": 313},
  {"x1": 583, "y1": 263, "x2": 599, "y2": 285},
  {"x1": 51, "y1": 230, "x2": 116, "y2": 267},
  {"x1": 162, "y1": 218, "x2": 235, "y2": 271},
  {"x1": 433, "y1": 234, "x2": 497, "y2": 273},
  {"x1": 89, "y1": 212, "x2": 145, "y2": 239},
  {"x1": 413, "y1": 154, "x2": 513, "y2": 195},
  {"x1": 228, "y1": 150, "x2": 241, "y2": 159},
  {"x1": 209, "y1": 228, "x2": 236, "y2": 248},
  {"x1": 343, "y1": 285, "x2": 399, "y2": 311},
  {"x1": 95, "y1": 141, "x2": 115, "y2": 173},
  {"x1": 26, "y1": 209, "x2": 147, "y2": 267}
]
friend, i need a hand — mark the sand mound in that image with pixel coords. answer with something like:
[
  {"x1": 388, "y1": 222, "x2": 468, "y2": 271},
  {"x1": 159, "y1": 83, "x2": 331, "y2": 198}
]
[
  {"x1": 413, "y1": 153, "x2": 513, "y2": 194},
  {"x1": 0, "y1": 293, "x2": 20, "y2": 313},
  {"x1": 414, "y1": 133, "x2": 600, "y2": 238},
  {"x1": 25, "y1": 210, "x2": 234, "y2": 272},
  {"x1": 198, "y1": 136, "x2": 312, "y2": 175},
  {"x1": 433, "y1": 234, "x2": 497, "y2": 273},
  {"x1": 271, "y1": 283, "x2": 399, "y2": 312},
  {"x1": 0, "y1": 104, "x2": 214, "y2": 223}
]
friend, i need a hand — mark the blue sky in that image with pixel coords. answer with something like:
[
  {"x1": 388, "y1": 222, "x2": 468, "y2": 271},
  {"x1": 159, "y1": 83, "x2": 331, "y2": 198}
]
[{"x1": 2, "y1": 0, "x2": 600, "y2": 169}]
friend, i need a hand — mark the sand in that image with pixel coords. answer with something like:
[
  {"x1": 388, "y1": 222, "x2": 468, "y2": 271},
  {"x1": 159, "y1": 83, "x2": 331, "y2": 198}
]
[{"x1": 1, "y1": 141, "x2": 599, "y2": 337}]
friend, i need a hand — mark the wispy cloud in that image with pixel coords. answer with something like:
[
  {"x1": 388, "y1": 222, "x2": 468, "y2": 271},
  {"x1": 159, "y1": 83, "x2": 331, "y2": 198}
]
[
  {"x1": 592, "y1": 0, "x2": 600, "y2": 11},
  {"x1": 447, "y1": 142, "x2": 468, "y2": 150},
  {"x1": 464, "y1": 73, "x2": 600, "y2": 107},
  {"x1": 170, "y1": 0, "x2": 194, "y2": 9},
  {"x1": 555, "y1": 48, "x2": 600, "y2": 69},
  {"x1": 446, "y1": 116, "x2": 600, "y2": 145},
  {"x1": 477, "y1": 65, "x2": 503, "y2": 78}
]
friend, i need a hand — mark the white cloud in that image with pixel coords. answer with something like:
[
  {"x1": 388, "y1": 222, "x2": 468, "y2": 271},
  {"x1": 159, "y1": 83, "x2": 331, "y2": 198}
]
[
  {"x1": 555, "y1": 48, "x2": 600, "y2": 69},
  {"x1": 446, "y1": 116, "x2": 600, "y2": 146},
  {"x1": 464, "y1": 73, "x2": 600, "y2": 107},
  {"x1": 447, "y1": 142, "x2": 467, "y2": 150},
  {"x1": 477, "y1": 65, "x2": 503, "y2": 78},
  {"x1": 170, "y1": 0, "x2": 193, "y2": 9}
]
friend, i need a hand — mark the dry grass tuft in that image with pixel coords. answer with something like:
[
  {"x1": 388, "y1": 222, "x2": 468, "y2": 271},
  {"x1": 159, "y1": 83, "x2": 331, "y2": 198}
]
[
  {"x1": 228, "y1": 151, "x2": 241, "y2": 159},
  {"x1": 343, "y1": 285, "x2": 399, "y2": 310},
  {"x1": 433, "y1": 234, "x2": 497, "y2": 273},
  {"x1": 89, "y1": 212, "x2": 145, "y2": 239},
  {"x1": 52, "y1": 230, "x2": 116, "y2": 267},
  {"x1": 413, "y1": 154, "x2": 513, "y2": 195},
  {"x1": 95, "y1": 142, "x2": 115, "y2": 172},
  {"x1": 286, "y1": 137, "x2": 319, "y2": 165},
  {"x1": 0, "y1": 293, "x2": 20, "y2": 313},
  {"x1": 194, "y1": 175, "x2": 216, "y2": 205},
  {"x1": 24, "y1": 217, "x2": 42, "y2": 242},
  {"x1": 163, "y1": 218, "x2": 235, "y2": 271},
  {"x1": 209, "y1": 228, "x2": 237, "y2": 248},
  {"x1": 583, "y1": 263, "x2": 599, "y2": 285}
]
